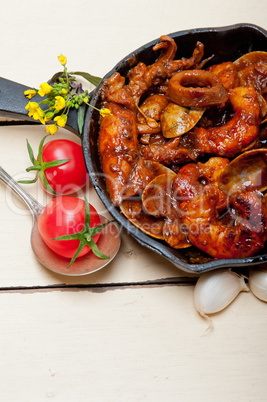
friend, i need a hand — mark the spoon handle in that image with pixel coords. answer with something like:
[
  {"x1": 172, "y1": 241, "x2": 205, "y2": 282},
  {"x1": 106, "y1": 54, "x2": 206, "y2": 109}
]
[{"x1": 0, "y1": 166, "x2": 43, "y2": 218}]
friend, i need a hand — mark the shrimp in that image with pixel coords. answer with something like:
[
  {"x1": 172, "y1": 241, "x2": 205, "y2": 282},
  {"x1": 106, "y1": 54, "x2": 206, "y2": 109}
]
[
  {"x1": 195, "y1": 86, "x2": 262, "y2": 157},
  {"x1": 207, "y1": 61, "x2": 240, "y2": 91},
  {"x1": 142, "y1": 157, "x2": 229, "y2": 249},
  {"x1": 172, "y1": 157, "x2": 229, "y2": 210},
  {"x1": 164, "y1": 157, "x2": 229, "y2": 247},
  {"x1": 181, "y1": 185, "x2": 267, "y2": 259}
]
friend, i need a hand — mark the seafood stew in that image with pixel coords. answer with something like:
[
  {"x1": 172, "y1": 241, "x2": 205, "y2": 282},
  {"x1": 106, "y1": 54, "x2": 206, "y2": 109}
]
[{"x1": 83, "y1": 24, "x2": 267, "y2": 273}]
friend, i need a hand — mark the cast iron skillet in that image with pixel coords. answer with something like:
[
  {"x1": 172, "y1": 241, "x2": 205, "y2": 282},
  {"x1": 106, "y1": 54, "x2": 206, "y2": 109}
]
[{"x1": 0, "y1": 23, "x2": 267, "y2": 273}]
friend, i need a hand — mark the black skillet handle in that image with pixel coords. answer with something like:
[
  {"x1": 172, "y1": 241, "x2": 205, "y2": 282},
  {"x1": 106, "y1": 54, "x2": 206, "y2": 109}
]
[{"x1": 0, "y1": 76, "x2": 80, "y2": 135}]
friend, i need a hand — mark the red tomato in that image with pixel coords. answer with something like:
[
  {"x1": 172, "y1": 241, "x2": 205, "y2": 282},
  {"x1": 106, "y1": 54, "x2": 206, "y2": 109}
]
[
  {"x1": 41, "y1": 139, "x2": 89, "y2": 195},
  {"x1": 38, "y1": 197, "x2": 101, "y2": 259}
]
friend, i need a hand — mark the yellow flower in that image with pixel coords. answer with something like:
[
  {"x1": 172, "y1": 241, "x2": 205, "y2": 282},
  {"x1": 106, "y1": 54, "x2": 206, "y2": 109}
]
[
  {"x1": 61, "y1": 88, "x2": 68, "y2": 95},
  {"x1": 54, "y1": 96, "x2": 66, "y2": 111},
  {"x1": 58, "y1": 54, "x2": 67, "y2": 66},
  {"x1": 38, "y1": 82, "x2": 53, "y2": 97},
  {"x1": 46, "y1": 124, "x2": 58, "y2": 135},
  {"x1": 25, "y1": 102, "x2": 46, "y2": 124},
  {"x1": 54, "y1": 114, "x2": 67, "y2": 127},
  {"x1": 100, "y1": 108, "x2": 112, "y2": 118},
  {"x1": 24, "y1": 89, "x2": 36, "y2": 99}
]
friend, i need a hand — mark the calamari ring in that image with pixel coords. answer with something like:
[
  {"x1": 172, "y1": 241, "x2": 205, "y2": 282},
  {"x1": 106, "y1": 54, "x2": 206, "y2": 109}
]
[{"x1": 168, "y1": 70, "x2": 229, "y2": 108}]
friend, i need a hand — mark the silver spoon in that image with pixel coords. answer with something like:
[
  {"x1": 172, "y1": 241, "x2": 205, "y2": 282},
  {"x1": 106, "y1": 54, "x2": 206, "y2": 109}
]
[{"x1": 0, "y1": 166, "x2": 121, "y2": 276}]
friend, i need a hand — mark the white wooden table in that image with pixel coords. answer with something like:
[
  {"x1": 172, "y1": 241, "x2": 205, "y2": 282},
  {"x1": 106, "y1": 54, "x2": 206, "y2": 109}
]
[{"x1": 0, "y1": 1, "x2": 267, "y2": 401}]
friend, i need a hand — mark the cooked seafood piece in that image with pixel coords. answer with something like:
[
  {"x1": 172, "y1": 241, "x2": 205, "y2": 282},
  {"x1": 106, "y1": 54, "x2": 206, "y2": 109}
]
[
  {"x1": 181, "y1": 185, "x2": 267, "y2": 259},
  {"x1": 128, "y1": 36, "x2": 206, "y2": 105},
  {"x1": 234, "y1": 51, "x2": 267, "y2": 94},
  {"x1": 142, "y1": 172, "x2": 190, "y2": 248},
  {"x1": 98, "y1": 102, "x2": 139, "y2": 206},
  {"x1": 163, "y1": 215, "x2": 191, "y2": 249},
  {"x1": 207, "y1": 61, "x2": 239, "y2": 91},
  {"x1": 218, "y1": 148, "x2": 267, "y2": 195},
  {"x1": 137, "y1": 94, "x2": 168, "y2": 135},
  {"x1": 138, "y1": 94, "x2": 168, "y2": 122},
  {"x1": 142, "y1": 172, "x2": 176, "y2": 217},
  {"x1": 120, "y1": 198, "x2": 165, "y2": 240},
  {"x1": 161, "y1": 103, "x2": 205, "y2": 138},
  {"x1": 168, "y1": 70, "x2": 229, "y2": 108},
  {"x1": 195, "y1": 86, "x2": 261, "y2": 157},
  {"x1": 234, "y1": 51, "x2": 267, "y2": 69},
  {"x1": 173, "y1": 157, "x2": 229, "y2": 210},
  {"x1": 122, "y1": 159, "x2": 174, "y2": 199},
  {"x1": 140, "y1": 133, "x2": 201, "y2": 165}
]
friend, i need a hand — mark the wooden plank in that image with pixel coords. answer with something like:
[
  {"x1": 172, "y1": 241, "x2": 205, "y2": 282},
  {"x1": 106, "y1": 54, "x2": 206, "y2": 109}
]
[{"x1": 0, "y1": 286, "x2": 266, "y2": 401}]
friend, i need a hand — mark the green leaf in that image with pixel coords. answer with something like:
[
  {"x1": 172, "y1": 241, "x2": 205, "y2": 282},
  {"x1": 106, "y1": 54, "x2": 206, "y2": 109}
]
[
  {"x1": 50, "y1": 71, "x2": 102, "y2": 87},
  {"x1": 18, "y1": 177, "x2": 39, "y2": 184},
  {"x1": 89, "y1": 220, "x2": 114, "y2": 237},
  {"x1": 49, "y1": 71, "x2": 64, "y2": 83},
  {"x1": 38, "y1": 135, "x2": 50, "y2": 163},
  {"x1": 39, "y1": 171, "x2": 60, "y2": 195},
  {"x1": 77, "y1": 104, "x2": 85, "y2": 135},
  {"x1": 52, "y1": 232, "x2": 83, "y2": 241},
  {"x1": 25, "y1": 165, "x2": 41, "y2": 172},
  {"x1": 66, "y1": 239, "x2": 87, "y2": 269},
  {"x1": 26, "y1": 139, "x2": 37, "y2": 165},
  {"x1": 87, "y1": 238, "x2": 109, "y2": 260},
  {"x1": 42, "y1": 158, "x2": 71, "y2": 170},
  {"x1": 71, "y1": 71, "x2": 102, "y2": 87}
]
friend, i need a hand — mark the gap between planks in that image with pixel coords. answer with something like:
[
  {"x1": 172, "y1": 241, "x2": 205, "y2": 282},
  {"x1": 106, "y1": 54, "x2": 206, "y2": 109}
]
[{"x1": 0, "y1": 277, "x2": 197, "y2": 294}]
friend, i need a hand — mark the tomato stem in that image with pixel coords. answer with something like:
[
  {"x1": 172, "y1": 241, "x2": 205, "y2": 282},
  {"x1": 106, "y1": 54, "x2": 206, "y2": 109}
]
[
  {"x1": 18, "y1": 135, "x2": 71, "y2": 195},
  {"x1": 52, "y1": 196, "x2": 112, "y2": 267}
]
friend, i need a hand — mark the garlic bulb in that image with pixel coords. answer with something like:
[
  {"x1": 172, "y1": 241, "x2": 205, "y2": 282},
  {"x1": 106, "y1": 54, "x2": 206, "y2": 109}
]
[
  {"x1": 194, "y1": 269, "x2": 249, "y2": 327},
  {"x1": 248, "y1": 268, "x2": 267, "y2": 302}
]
